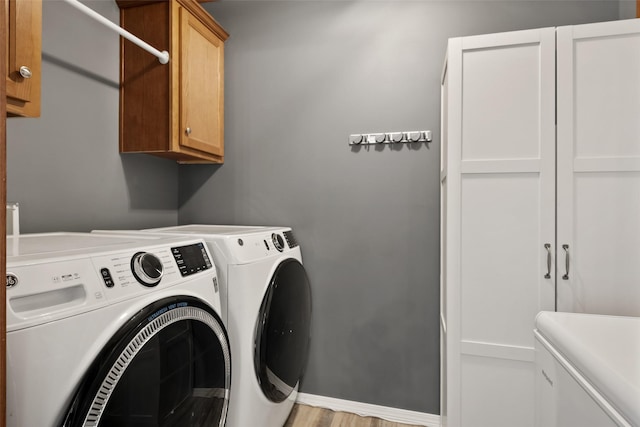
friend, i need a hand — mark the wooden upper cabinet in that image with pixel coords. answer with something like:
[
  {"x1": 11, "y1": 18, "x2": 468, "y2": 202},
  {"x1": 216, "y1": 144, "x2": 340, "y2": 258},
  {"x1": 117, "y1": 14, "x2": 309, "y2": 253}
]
[
  {"x1": 5, "y1": 0, "x2": 42, "y2": 117},
  {"x1": 118, "y1": 0, "x2": 228, "y2": 163}
]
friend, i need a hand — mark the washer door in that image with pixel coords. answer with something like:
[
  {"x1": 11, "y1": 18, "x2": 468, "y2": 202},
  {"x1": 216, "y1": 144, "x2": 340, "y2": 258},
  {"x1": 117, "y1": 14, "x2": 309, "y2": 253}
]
[
  {"x1": 62, "y1": 296, "x2": 231, "y2": 427},
  {"x1": 254, "y1": 258, "x2": 312, "y2": 403}
]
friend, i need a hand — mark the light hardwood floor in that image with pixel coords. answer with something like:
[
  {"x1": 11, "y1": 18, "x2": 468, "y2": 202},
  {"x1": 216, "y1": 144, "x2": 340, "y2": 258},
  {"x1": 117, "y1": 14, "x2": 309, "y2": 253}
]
[{"x1": 284, "y1": 404, "x2": 424, "y2": 427}]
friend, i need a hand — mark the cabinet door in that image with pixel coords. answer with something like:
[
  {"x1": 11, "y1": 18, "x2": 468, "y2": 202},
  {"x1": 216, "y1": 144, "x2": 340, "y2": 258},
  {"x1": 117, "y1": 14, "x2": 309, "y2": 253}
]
[
  {"x1": 5, "y1": 0, "x2": 41, "y2": 117},
  {"x1": 557, "y1": 19, "x2": 640, "y2": 317},
  {"x1": 444, "y1": 27, "x2": 555, "y2": 427},
  {"x1": 179, "y1": 7, "x2": 224, "y2": 160}
]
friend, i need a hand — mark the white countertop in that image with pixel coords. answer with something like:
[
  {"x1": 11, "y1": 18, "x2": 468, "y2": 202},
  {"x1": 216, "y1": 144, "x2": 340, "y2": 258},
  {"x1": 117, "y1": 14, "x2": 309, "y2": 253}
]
[{"x1": 535, "y1": 311, "x2": 640, "y2": 426}]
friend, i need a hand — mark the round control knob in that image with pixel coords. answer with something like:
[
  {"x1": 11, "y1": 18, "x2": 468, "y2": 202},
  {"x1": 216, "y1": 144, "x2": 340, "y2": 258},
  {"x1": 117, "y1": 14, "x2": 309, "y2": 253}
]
[
  {"x1": 272, "y1": 233, "x2": 285, "y2": 252},
  {"x1": 131, "y1": 252, "x2": 164, "y2": 287}
]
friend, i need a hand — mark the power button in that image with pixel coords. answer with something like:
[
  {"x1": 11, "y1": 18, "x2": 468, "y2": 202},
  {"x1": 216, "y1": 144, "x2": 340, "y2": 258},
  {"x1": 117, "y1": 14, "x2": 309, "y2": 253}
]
[{"x1": 100, "y1": 268, "x2": 115, "y2": 288}]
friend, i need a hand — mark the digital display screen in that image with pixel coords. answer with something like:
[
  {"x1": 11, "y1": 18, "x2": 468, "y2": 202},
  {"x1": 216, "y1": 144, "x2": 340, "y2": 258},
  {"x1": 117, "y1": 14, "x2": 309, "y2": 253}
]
[{"x1": 171, "y1": 243, "x2": 213, "y2": 276}]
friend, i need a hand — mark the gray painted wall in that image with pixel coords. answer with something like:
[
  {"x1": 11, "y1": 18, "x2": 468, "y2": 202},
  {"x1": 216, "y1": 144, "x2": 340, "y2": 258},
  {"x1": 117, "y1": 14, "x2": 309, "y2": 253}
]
[
  {"x1": 620, "y1": 0, "x2": 637, "y2": 18},
  {"x1": 6, "y1": 0, "x2": 178, "y2": 233},
  {"x1": 180, "y1": 0, "x2": 621, "y2": 415},
  {"x1": 4, "y1": 0, "x2": 623, "y2": 416}
]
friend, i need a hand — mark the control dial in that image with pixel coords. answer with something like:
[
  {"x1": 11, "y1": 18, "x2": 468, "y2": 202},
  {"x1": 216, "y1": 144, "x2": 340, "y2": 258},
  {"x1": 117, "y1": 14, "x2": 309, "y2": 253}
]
[
  {"x1": 272, "y1": 233, "x2": 286, "y2": 252},
  {"x1": 131, "y1": 252, "x2": 164, "y2": 287}
]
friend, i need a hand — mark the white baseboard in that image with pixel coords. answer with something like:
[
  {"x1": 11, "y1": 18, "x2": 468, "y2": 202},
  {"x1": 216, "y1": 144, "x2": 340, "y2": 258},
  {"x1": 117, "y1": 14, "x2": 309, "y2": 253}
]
[{"x1": 295, "y1": 393, "x2": 440, "y2": 427}]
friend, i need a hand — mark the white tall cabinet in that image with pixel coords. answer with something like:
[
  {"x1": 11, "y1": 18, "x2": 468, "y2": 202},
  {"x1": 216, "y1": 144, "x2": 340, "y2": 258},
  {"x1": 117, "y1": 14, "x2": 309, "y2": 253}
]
[{"x1": 440, "y1": 19, "x2": 640, "y2": 427}]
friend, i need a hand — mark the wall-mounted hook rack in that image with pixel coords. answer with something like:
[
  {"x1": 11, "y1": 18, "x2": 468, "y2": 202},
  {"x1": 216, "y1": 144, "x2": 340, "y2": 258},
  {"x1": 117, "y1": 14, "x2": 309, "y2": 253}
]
[{"x1": 349, "y1": 130, "x2": 432, "y2": 146}]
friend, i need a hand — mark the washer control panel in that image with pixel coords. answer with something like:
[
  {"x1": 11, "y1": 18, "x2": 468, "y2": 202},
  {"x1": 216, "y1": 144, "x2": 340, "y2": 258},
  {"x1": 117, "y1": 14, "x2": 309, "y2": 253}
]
[
  {"x1": 6, "y1": 237, "x2": 218, "y2": 332},
  {"x1": 171, "y1": 242, "x2": 213, "y2": 277},
  {"x1": 93, "y1": 247, "x2": 177, "y2": 291}
]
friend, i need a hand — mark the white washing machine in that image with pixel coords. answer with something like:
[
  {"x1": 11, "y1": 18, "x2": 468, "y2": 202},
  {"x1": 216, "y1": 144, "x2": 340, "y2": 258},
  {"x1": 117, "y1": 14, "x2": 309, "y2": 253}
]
[
  {"x1": 534, "y1": 311, "x2": 640, "y2": 427},
  {"x1": 6, "y1": 232, "x2": 231, "y2": 427},
  {"x1": 100, "y1": 225, "x2": 313, "y2": 427}
]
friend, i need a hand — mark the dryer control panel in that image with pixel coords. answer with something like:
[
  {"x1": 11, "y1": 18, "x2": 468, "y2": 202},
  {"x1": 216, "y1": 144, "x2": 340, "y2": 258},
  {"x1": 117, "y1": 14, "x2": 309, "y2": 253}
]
[{"x1": 219, "y1": 229, "x2": 300, "y2": 264}]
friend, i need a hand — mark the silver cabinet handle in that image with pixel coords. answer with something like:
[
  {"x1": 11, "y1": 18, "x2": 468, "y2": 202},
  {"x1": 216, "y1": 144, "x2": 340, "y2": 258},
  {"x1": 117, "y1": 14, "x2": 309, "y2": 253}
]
[
  {"x1": 185, "y1": 127, "x2": 192, "y2": 136},
  {"x1": 19, "y1": 66, "x2": 32, "y2": 79},
  {"x1": 562, "y1": 244, "x2": 570, "y2": 280},
  {"x1": 544, "y1": 243, "x2": 551, "y2": 279}
]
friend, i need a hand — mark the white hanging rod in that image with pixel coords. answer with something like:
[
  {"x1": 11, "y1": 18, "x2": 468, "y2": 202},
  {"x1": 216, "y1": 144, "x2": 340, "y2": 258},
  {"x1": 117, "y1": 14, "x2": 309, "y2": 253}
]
[{"x1": 61, "y1": 0, "x2": 170, "y2": 65}]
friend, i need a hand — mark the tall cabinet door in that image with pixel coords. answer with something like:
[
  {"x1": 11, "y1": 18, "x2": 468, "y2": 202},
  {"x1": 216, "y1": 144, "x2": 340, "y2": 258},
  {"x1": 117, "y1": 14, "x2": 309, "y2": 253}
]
[
  {"x1": 557, "y1": 19, "x2": 640, "y2": 317},
  {"x1": 443, "y1": 28, "x2": 556, "y2": 427}
]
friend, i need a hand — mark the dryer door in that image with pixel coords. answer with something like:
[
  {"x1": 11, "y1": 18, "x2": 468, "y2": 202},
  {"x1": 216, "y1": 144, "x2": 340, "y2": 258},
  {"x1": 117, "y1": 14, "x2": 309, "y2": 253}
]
[
  {"x1": 62, "y1": 296, "x2": 231, "y2": 427},
  {"x1": 254, "y1": 258, "x2": 312, "y2": 402}
]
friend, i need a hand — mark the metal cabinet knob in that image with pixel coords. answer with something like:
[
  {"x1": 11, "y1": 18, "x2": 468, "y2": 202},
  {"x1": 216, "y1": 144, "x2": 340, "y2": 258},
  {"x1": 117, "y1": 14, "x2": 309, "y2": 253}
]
[
  {"x1": 185, "y1": 127, "x2": 192, "y2": 136},
  {"x1": 19, "y1": 66, "x2": 32, "y2": 79}
]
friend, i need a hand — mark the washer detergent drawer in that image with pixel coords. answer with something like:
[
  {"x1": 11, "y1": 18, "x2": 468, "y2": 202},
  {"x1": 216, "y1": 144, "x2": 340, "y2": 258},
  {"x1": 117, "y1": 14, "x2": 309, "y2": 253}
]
[{"x1": 534, "y1": 332, "x2": 623, "y2": 427}]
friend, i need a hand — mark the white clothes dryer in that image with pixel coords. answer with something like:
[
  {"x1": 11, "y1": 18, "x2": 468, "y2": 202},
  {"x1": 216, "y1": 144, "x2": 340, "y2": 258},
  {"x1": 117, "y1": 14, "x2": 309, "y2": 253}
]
[
  {"x1": 6, "y1": 232, "x2": 231, "y2": 427},
  {"x1": 534, "y1": 311, "x2": 640, "y2": 427},
  {"x1": 135, "y1": 225, "x2": 312, "y2": 427}
]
